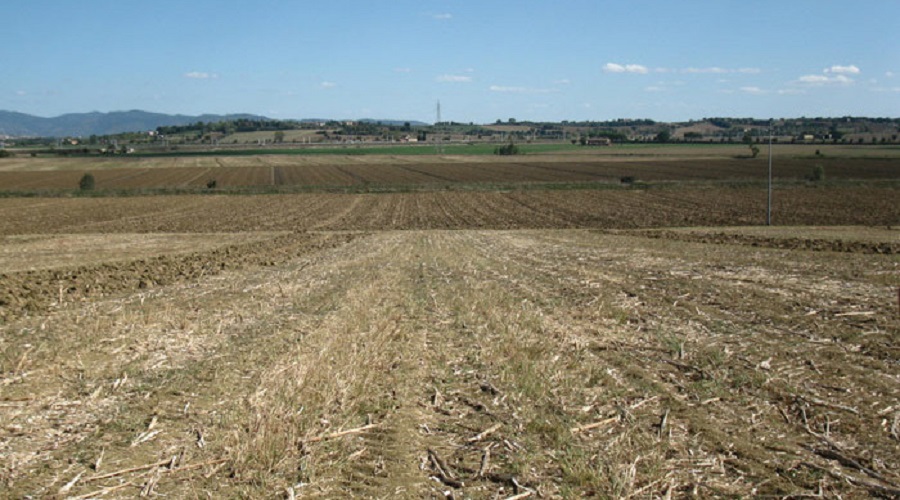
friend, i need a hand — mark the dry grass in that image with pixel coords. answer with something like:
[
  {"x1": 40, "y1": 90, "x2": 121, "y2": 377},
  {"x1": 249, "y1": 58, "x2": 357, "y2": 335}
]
[{"x1": 1, "y1": 228, "x2": 897, "y2": 498}]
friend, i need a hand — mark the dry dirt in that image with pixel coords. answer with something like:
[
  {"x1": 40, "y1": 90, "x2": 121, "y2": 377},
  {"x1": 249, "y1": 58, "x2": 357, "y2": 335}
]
[{"x1": 1, "y1": 228, "x2": 898, "y2": 498}]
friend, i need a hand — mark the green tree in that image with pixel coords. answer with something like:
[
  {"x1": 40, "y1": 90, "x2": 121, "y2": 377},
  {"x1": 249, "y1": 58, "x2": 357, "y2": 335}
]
[
  {"x1": 494, "y1": 140, "x2": 520, "y2": 155},
  {"x1": 811, "y1": 165, "x2": 825, "y2": 182},
  {"x1": 655, "y1": 130, "x2": 671, "y2": 143},
  {"x1": 79, "y1": 173, "x2": 95, "y2": 191}
]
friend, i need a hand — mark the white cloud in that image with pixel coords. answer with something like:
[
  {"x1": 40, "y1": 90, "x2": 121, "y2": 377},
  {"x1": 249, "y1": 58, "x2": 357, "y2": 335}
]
[
  {"x1": 432, "y1": 13, "x2": 452, "y2": 20},
  {"x1": 319, "y1": 81, "x2": 336, "y2": 89},
  {"x1": 644, "y1": 86, "x2": 666, "y2": 92},
  {"x1": 886, "y1": 71, "x2": 895, "y2": 78},
  {"x1": 684, "y1": 67, "x2": 728, "y2": 74},
  {"x1": 681, "y1": 67, "x2": 760, "y2": 74},
  {"x1": 739, "y1": 86, "x2": 766, "y2": 95},
  {"x1": 796, "y1": 73, "x2": 853, "y2": 85},
  {"x1": 436, "y1": 74, "x2": 472, "y2": 83},
  {"x1": 603, "y1": 63, "x2": 649, "y2": 74},
  {"x1": 15, "y1": 90, "x2": 26, "y2": 96},
  {"x1": 825, "y1": 65, "x2": 860, "y2": 75},
  {"x1": 554, "y1": 79, "x2": 571, "y2": 85},
  {"x1": 394, "y1": 67, "x2": 411, "y2": 73},
  {"x1": 184, "y1": 71, "x2": 218, "y2": 79},
  {"x1": 489, "y1": 85, "x2": 557, "y2": 94}
]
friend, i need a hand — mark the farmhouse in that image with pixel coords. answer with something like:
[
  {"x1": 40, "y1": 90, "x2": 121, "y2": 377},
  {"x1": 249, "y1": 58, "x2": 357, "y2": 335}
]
[{"x1": 586, "y1": 137, "x2": 612, "y2": 146}]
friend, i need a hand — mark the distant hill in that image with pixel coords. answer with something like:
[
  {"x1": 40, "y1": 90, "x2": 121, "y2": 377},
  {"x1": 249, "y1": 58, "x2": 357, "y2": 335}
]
[
  {"x1": 0, "y1": 110, "x2": 269, "y2": 137},
  {"x1": 358, "y1": 118, "x2": 429, "y2": 126}
]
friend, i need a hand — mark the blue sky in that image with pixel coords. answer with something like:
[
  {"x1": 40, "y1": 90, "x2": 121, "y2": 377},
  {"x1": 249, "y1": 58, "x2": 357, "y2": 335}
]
[{"x1": 3, "y1": 0, "x2": 899, "y2": 123}]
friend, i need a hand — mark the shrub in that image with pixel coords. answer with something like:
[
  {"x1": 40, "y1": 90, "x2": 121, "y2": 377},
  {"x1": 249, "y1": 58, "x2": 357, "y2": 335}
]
[
  {"x1": 0, "y1": 149, "x2": 11, "y2": 158},
  {"x1": 494, "y1": 142, "x2": 520, "y2": 156},
  {"x1": 79, "y1": 173, "x2": 95, "y2": 191},
  {"x1": 811, "y1": 165, "x2": 825, "y2": 182},
  {"x1": 620, "y1": 176, "x2": 635, "y2": 184},
  {"x1": 206, "y1": 179, "x2": 218, "y2": 189}
]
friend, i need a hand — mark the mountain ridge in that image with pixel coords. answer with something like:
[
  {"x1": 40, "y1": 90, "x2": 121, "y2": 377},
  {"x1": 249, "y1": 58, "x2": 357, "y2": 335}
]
[{"x1": 0, "y1": 110, "x2": 431, "y2": 137}]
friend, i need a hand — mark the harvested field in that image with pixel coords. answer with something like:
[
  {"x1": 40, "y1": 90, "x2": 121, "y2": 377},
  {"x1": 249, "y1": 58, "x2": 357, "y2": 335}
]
[
  {"x1": 1, "y1": 230, "x2": 897, "y2": 498},
  {"x1": 0, "y1": 148, "x2": 897, "y2": 497}
]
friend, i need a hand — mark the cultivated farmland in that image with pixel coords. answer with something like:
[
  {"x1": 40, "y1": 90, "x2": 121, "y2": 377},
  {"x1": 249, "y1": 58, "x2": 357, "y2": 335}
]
[{"x1": 0, "y1": 146, "x2": 898, "y2": 498}]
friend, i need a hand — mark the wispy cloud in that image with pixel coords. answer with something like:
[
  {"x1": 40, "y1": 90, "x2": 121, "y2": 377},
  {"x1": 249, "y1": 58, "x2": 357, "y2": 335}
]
[
  {"x1": 432, "y1": 13, "x2": 452, "y2": 20},
  {"x1": 683, "y1": 67, "x2": 728, "y2": 74},
  {"x1": 603, "y1": 63, "x2": 649, "y2": 74},
  {"x1": 394, "y1": 67, "x2": 412, "y2": 73},
  {"x1": 739, "y1": 86, "x2": 766, "y2": 95},
  {"x1": 15, "y1": 90, "x2": 26, "y2": 96},
  {"x1": 319, "y1": 81, "x2": 337, "y2": 89},
  {"x1": 795, "y1": 73, "x2": 854, "y2": 85},
  {"x1": 825, "y1": 65, "x2": 860, "y2": 75},
  {"x1": 605, "y1": 63, "x2": 760, "y2": 75},
  {"x1": 489, "y1": 85, "x2": 557, "y2": 94},
  {"x1": 554, "y1": 79, "x2": 571, "y2": 85},
  {"x1": 436, "y1": 74, "x2": 472, "y2": 83},
  {"x1": 184, "y1": 71, "x2": 218, "y2": 79},
  {"x1": 683, "y1": 66, "x2": 760, "y2": 74}
]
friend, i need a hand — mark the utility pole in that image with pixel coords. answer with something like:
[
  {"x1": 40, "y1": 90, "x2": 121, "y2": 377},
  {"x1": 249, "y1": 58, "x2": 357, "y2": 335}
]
[
  {"x1": 436, "y1": 100, "x2": 443, "y2": 154},
  {"x1": 767, "y1": 127, "x2": 773, "y2": 226}
]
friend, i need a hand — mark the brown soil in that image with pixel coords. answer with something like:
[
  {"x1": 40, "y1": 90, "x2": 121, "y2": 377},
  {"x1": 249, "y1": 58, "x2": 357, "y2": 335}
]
[
  {"x1": 0, "y1": 186, "x2": 896, "y2": 235},
  {"x1": 625, "y1": 229, "x2": 899, "y2": 254},
  {"x1": 0, "y1": 157, "x2": 897, "y2": 191},
  {"x1": 0, "y1": 231, "x2": 365, "y2": 322}
]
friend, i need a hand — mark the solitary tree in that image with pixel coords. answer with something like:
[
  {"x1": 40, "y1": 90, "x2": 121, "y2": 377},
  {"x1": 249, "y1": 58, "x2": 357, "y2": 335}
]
[{"x1": 79, "y1": 173, "x2": 95, "y2": 191}]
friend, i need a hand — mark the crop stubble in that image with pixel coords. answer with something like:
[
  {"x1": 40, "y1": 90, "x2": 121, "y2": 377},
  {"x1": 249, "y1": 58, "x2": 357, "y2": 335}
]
[{"x1": 0, "y1": 229, "x2": 897, "y2": 498}]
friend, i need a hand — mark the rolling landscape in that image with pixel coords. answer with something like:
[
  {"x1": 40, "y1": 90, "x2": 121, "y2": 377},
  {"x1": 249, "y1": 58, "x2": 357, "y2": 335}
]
[{"x1": 2, "y1": 1, "x2": 899, "y2": 499}]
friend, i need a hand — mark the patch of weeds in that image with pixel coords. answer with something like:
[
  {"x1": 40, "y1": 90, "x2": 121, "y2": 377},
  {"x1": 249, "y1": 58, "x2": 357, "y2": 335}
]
[
  {"x1": 728, "y1": 368, "x2": 767, "y2": 392},
  {"x1": 693, "y1": 344, "x2": 726, "y2": 372},
  {"x1": 525, "y1": 412, "x2": 572, "y2": 449},
  {"x1": 656, "y1": 332, "x2": 686, "y2": 358},
  {"x1": 689, "y1": 378, "x2": 726, "y2": 400}
]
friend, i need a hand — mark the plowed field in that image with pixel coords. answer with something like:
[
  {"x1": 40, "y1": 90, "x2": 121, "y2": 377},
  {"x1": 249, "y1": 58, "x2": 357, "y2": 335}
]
[
  {"x1": 0, "y1": 186, "x2": 897, "y2": 235},
  {"x1": 0, "y1": 155, "x2": 897, "y2": 191}
]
